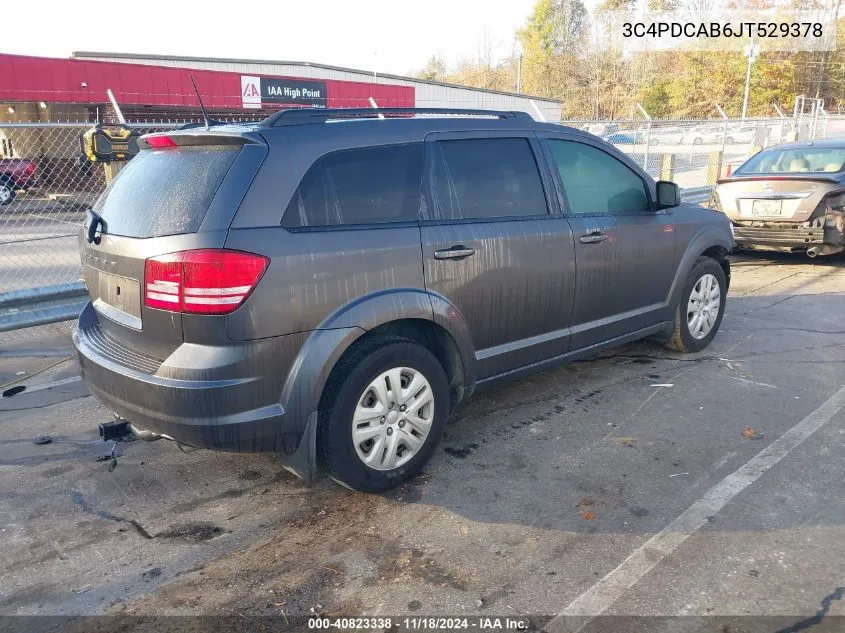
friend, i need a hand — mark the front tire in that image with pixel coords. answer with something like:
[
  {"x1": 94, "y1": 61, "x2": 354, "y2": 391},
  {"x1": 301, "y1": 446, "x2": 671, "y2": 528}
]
[
  {"x1": 318, "y1": 336, "x2": 450, "y2": 493},
  {"x1": 666, "y1": 257, "x2": 727, "y2": 353}
]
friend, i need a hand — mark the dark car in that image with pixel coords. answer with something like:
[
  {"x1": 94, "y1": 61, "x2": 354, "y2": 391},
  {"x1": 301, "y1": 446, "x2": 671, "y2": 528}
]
[
  {"x1": 710, "y1": 139, "x2": 845, "y2": 257},
  {"x1": 0, "y1": 157, "x2": 37, "y2": 204},
  {"x1": 73, "y1": 108, "x2": 733, "y2": 492}
]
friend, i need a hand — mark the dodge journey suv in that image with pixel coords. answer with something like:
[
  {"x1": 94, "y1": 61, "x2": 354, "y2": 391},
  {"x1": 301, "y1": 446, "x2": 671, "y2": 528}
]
[{"x1": 74, "y1": 108, "x2": 733, "y2": 492}]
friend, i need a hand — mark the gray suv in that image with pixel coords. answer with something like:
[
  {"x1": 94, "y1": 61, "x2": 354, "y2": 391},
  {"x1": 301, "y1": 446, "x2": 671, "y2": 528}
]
[{"x1": 73, "y1": 108, "x2": 733, "y2": 492}]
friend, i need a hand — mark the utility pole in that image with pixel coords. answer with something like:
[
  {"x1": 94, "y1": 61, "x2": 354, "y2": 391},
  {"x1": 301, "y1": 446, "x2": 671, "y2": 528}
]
[
  {"x1": 715, "y1": 103, "x2": 729, "y2": 157},
  {"x1": 636, "y1": 103, "x2": 652, "y2": 173},
  {"x1": 742, "y1": 39, "x2": 760, "y2": 120}
]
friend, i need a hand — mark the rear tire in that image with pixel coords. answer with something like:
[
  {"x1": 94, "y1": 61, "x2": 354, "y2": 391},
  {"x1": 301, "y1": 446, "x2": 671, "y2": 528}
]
[
  {"x1": 318, "y1": 336, "x2": 450, "y2": 493},
  {"x1": 0, "y1": 178, "x2": 15, "y2": 205},
  {"x1": 666, "y1": 257, "x2": 727, "y2": 353}
]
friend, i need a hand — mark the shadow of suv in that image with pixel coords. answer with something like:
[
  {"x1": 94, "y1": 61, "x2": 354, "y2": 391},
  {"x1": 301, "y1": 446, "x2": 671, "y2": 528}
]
[{"x1": 73, "y1": 108, "x2": 734, "y2": 492}]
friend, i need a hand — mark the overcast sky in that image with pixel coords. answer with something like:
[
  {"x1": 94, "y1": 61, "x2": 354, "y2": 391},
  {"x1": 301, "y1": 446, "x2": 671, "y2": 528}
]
[{"x1": 5, "y1": 0, "x2": 538, "y2": 76}]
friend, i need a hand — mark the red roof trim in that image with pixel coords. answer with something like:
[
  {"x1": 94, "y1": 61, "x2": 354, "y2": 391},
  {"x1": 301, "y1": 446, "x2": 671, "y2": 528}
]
[{"x1": 0, "y1": 53, "x2": 414, "y2": 110}]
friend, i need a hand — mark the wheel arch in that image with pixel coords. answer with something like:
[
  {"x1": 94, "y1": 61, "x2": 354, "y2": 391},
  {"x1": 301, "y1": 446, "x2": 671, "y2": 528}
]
[
  {"x1": 319, "y1": 317, "x2": 473, "y2": 416},
  {"x1": 280, "y1": 289, "x2": 477, "y2": 461},
  {"x1": 368, "y1": 319, "x2": 470, "y2": 408},
  {"x1": 669, "y1": 228, "x2": 733, "y2": 309},
  {"x1": 700, "y1": 244, "x2": 731, "y2": 291}
]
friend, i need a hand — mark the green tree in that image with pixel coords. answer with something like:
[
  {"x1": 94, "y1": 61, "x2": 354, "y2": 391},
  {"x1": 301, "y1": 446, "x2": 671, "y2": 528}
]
[
  {"x1": 416, "y1": 55, "x2": 448, "y2": 82},
  {"x1": 639, "y1": 79, "x2": 673, "y2": 118},
  {"x1": 516, "y1": 0, "x2": 588, "y2": 101},
  {"x1": 412, "y1": 4, "x2": 845, "y2": 117}
]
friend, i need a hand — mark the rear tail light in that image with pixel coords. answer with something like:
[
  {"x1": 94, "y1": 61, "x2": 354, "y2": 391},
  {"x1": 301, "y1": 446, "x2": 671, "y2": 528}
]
[
  {"x1": 144, "y1": 249, "x2": 269, "y2": 315},
  {"x1": 25, "y1": 162, "x2": 35, "y2": 174}
]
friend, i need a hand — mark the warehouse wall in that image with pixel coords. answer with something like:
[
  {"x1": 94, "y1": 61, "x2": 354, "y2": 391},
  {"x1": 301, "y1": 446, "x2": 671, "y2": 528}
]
[{"x1": 75, "y1": 53, "x2": 562, "y2": 121}]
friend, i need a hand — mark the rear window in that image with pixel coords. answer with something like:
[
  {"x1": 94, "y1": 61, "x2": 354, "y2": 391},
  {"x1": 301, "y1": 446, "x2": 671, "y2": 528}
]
[
  {"x1": 93, "y1": 145, "x2": 239, "y2": 238},
  {"x1": 737, "y1": 147, "x2": 845, "y2": 175}
]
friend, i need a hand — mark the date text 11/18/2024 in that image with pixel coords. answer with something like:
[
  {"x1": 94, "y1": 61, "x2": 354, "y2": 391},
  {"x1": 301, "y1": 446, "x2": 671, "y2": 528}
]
[{"x1": 307, "y1": 617, "x2": 530, "y2": 630}]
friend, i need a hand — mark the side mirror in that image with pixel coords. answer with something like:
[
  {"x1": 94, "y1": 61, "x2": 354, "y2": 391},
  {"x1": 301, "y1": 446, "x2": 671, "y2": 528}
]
[{"x1": 655, "y1": 180, "x2": 680, "y2": 210}]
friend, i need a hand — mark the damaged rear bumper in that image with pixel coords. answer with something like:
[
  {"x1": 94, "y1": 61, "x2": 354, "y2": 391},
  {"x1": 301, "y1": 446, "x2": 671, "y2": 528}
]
[{"x1": 733, "y1": 212, "x2": 845, "y2": 253}]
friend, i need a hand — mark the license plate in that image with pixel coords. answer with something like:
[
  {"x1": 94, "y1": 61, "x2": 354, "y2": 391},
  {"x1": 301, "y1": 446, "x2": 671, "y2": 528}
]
[
  {"x1": 751, "y1": 199, "x2": 783, "y2": 216},
  {"x1": 86, "y1": 267, "x2": 142, "y2": 319}
]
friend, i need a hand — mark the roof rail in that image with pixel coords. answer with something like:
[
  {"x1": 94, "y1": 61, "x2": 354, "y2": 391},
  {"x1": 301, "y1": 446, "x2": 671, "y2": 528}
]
[{"x1": 261, "y1": 107, "x2": 533, "y2": 127}]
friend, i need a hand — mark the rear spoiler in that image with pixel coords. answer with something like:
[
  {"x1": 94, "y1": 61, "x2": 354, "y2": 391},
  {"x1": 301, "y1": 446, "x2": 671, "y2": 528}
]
[
  {"x1": 716, "y1": 174, "x2": 842, "y2": 185},
  {"x1": 140, "y1": 129, "x2": 263, "y2": 150}
]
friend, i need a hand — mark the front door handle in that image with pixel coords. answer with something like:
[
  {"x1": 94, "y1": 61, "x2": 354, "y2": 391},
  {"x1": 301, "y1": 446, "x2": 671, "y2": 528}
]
[
  {"x1": 434, "y1": 246, "x2": 476, "y2": 260},
  {"x1": 579, "y1": 231, "x2": 608, "y2": 244}
]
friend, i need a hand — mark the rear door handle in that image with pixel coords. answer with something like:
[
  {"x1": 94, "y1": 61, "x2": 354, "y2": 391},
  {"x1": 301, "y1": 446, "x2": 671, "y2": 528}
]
[
  {"x1": 434, "y1": 246, "x2": 476, "y2": 260},
  {"x1": 579, "y1": 231, "x2": 608, "y2": 244}
]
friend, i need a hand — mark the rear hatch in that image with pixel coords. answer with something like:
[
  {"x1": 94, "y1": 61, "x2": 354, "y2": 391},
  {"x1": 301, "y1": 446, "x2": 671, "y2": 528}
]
[{"x1": 79, "y1": 128, "x2": 268, "y2": 361}]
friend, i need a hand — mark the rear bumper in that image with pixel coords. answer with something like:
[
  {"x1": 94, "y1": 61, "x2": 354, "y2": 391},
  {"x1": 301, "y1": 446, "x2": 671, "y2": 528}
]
[
  {"x1": 734, "y1": 225, "x2": 824, "y2": 247},
  {"x1": 733, "y1": 219, "x2": 844, "y2": 250},
  {"x1": 72, "y1": 302, "x2": 307, "y2": 453}
]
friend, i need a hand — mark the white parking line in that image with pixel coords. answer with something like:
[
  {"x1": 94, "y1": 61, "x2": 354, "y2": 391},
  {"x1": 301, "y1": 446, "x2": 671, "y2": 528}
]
[
  {"x1": 547, "y1": 385, "x2": 845, "y2": 630},
  {"x1": 13, "y1": 376, "x2": 81, "y2": 395}
]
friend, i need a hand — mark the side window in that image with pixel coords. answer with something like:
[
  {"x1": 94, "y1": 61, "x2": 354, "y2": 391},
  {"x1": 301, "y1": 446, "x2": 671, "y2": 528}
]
[
  {"x1": 547, "y1": 140, "x2": 651, "y2": 215},
  {"x1": 430, "y1": 138, "x2": 548, "y2": 220},
  {"x1": 283, "y1": 143, "x2": 423, "y2": 228}
]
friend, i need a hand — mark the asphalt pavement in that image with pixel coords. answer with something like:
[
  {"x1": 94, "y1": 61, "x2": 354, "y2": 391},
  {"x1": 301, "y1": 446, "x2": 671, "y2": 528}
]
[{"x1": 1, "y1": 251, "x2": 844, "y2": 633}]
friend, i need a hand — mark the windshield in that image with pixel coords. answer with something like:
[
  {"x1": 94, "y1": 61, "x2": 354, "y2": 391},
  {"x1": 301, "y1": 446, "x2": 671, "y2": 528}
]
[
  {"x1": 736, "y1": 147, "x2": 845, "y2": 175},
  {"x1": 92, "y1": 145, "x2": 239, "y2": 238}
]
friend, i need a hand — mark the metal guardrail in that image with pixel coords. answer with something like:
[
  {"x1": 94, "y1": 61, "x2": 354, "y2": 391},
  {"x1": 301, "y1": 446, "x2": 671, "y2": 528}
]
[
  {"x1": 0, "y1": 282, "x2": 88, "y2": 333},
  {"x1": 681, "y1": 185, "x2": 714, "y2": 204}
]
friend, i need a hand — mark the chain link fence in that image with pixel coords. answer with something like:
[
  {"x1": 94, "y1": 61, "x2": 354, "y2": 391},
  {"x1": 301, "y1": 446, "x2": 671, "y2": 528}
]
[
  {"x1": 0, "y1": 117, "x2": 265, "y2": 341},
  {"x1": 2, "y1": 110, "x2": 845, "y2": 340},
  {"x1": 561, "y1": 114, "x2": 844, "y2": 188}
]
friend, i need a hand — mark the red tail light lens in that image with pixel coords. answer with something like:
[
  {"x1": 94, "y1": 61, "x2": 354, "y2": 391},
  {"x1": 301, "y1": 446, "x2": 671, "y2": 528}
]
[
  {"x1": 25, "y1": 162, "x2": 35, "y2": 174},
  {"x1": 146, "y1": 135, "x2": 178, "y2": 149},
  {"x1": 144, "y1": 250, "x2": 269, "y2": 315},
  {"x1": 144, "y1": 256, "x2": 182, "y2": 310}
]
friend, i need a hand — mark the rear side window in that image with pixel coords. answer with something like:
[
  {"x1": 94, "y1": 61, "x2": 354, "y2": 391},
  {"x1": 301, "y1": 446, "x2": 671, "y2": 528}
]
[
  {"x1": 283, "y1": 143, "x2": 423, "y2": 227},
  {"x1": 547, "y1": 140, "x2": 650, "y2": 215},
  {"x1": 430, "y1": 138, "x2": 548, "y2": 220},
  {"x1": 93, "y1": 146, "x2": 238, "y2": 238}
]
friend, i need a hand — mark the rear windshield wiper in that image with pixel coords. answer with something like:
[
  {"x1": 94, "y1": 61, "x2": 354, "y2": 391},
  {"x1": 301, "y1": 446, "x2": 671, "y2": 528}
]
[{"x1": 86, "y1": 209, "x2": 107, "y2": 245}]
